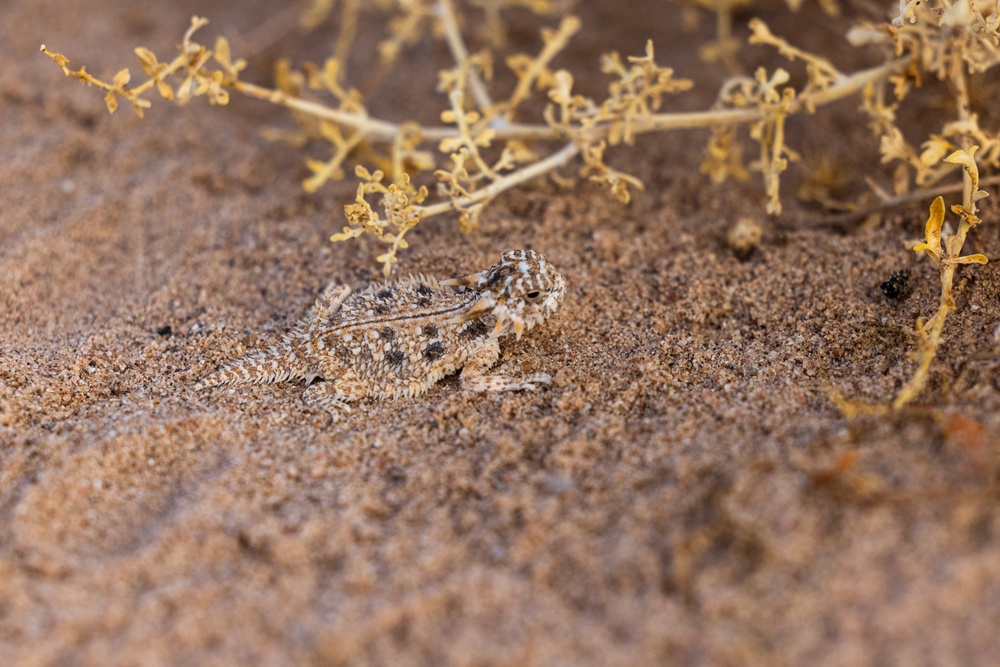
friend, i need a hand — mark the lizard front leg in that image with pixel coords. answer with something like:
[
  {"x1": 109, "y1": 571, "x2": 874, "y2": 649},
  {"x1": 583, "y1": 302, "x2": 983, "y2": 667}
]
[
  {"x1": 311, "y1": 284, "x2": 352, "y2": 324},
  {"x1": 460, "y1": 340, "x2": 551, "y2": 393}
]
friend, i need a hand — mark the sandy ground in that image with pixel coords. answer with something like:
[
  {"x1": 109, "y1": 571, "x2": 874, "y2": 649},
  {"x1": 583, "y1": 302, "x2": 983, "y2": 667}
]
[{"x1": 2, "y1": 0, "x2": 1000, "y2": 665}]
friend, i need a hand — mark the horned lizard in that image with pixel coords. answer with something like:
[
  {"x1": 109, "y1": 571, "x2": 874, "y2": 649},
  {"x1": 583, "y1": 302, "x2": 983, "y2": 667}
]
[{"x1": 196, "y1": 249, "x2": 566, "y2": 417}]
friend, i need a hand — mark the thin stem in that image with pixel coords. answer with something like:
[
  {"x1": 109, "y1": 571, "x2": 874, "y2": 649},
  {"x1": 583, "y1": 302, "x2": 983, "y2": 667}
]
[
  {"x1": 231, "y1": 79, "x2": 401, "y2": 138},
  {"x1": 334, "y1": 0, "x2": 362, "y2": 69},
  {"x1": 817, "y1": 174, "x2": 1000, "y2": 228},
  {"x1": 231, "y1": 56, "x2": 907, "y2": 147},
  {"x1": 952, "y1": 53, "x2": 974, "y2": 210},
  {"x1": 417, "y1": 141, "x2": 580, "y2": 217},
  {"x1": 716, "y1": 6, "x2": 739, "y2": 74},
  {"x1": 437, "y1": 0, "x2": 494, "y2": 111},
  {"x1": 891, "y1": 55, "x2": 977, "y2": 411},
  {"x1": 505, "y1": 16, "x2": 581, "y2": 114}
]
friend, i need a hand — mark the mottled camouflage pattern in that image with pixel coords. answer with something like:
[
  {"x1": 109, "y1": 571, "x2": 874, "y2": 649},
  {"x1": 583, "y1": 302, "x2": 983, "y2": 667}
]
[{"x1": 196, "y1": 250, "x2": 565, "y2": 417}]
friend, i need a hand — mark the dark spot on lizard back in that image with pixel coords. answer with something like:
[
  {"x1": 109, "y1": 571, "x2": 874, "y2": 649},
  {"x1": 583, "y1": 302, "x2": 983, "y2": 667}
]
[
  {"x1": 379, "y1": 326, "x2": 396, "y2": 340},
  {"x1": 369, "y1": 288, "x2": 396, "y2": 314},
  {"x1": 422, "y1": 341, "x2": 445, "y2": 361},
  {"x1": 384, "y1": 349, "x2": 407, "y2": 368},
  {"x1": 414, "y1": 283, "x2": 434, "y2": 307},
  {"x1": 423, "y1": 324, "x2": 439, "y2": 338},
  {"x1": 461, "y1": 318, "x2": 490, "y2": 340}
]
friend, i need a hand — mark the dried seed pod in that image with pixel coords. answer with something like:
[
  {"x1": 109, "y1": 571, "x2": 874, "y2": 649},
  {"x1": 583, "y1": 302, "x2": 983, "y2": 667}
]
[{"x1": 726, "y1": 217, "x2": 763, "y2": 260}]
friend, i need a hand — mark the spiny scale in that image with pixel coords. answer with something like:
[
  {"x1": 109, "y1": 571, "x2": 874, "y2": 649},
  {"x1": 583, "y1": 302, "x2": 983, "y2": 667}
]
[{"x1": 196, "y1": 250, "x2": 566, "y2": 418}]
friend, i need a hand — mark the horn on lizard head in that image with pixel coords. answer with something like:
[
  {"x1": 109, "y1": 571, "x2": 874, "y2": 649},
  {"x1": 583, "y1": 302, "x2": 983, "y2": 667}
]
[{"x1": 441, "y1": 270, "x2": 487, "y2": 291}]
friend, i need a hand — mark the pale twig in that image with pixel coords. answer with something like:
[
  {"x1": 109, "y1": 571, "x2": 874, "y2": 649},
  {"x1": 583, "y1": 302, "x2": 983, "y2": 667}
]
[
  {"x1": 42, "y1": 17, "x2": 918, "y2": 277},
  {"x1": 817, "y1": 174, "x2": 1000, "y2": 228},
  {"x1": 334, "y1": 0, "x2": 362, "y2": 69},
  {"x1": 505, "y1": 16, "x2": 581, "y2": 113},
  {"x1": 418, "y1": 141, "x2": 579, "y2": 217},
  {"x1": 231, "y1": 56, "x2": 907, "y2": 146},
  {"x1": 436, "y1": 0, "x2": 494, "y2": 111},
  {"x1": 890, "y1": 56, "x2": 983, "y2": 411},
  {"x1": 442, "y1": 88, "x2": 499, "y2": 180},
  {"x1": 232, "y1": 79, "x2": 401, "y2": 138}
]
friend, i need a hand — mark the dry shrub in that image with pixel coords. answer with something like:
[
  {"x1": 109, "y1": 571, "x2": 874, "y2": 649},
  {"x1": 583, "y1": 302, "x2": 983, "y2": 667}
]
[{"x1": 42, "y1": 0, "x2": 999, "y2": 409}]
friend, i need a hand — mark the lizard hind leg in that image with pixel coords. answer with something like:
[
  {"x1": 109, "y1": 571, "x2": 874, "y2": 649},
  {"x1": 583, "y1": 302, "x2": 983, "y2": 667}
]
[
  {"x1": 302, "y1": 381, "x2": 358, "y2": 419},
  {"x1": 460, "y1": 340, "x2": 552, "y2": 393}
]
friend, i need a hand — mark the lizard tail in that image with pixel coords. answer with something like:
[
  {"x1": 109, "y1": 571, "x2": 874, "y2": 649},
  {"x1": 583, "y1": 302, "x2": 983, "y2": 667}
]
[{"x1": 194, "y1": 340, "x2": 314, "y2": 390}]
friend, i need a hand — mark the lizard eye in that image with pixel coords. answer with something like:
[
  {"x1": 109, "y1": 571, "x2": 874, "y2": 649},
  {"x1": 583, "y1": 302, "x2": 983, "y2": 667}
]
[{"x1": 525, "y1": 290, "x2": 543, "y2": 301}]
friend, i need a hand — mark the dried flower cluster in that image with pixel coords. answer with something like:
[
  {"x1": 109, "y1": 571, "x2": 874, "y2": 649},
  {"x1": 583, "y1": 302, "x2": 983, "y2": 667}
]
[
  {"x1": 42, "y1": 18, "x2": 245, "y2": 115},
  {"x1": 42, "y1": 0, "x2": 996, "y2": 410},
  {"x1": 849, "y1": 0, "x2": 1000, "y2": 197}
]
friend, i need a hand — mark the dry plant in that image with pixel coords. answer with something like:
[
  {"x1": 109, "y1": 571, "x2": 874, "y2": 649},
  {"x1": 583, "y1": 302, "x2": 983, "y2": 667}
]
[
  {"x1": 893, "y1": 151, "x2": 988, "y2": 408},
  {"x1": 41, "y1": 0, "x2": 997, "y2": 410},
  {"x1": 836, "y1": 149, "x2": 989, "y2": 416},
  {"x1": 39, "y1": 1, "x2": 902, "y2": 270}
]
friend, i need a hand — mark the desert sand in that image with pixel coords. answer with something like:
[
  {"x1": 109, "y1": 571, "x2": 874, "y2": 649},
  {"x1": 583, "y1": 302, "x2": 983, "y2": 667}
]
[{"x1": 2, "y1": 0, "x2": 999, "y2": 665}]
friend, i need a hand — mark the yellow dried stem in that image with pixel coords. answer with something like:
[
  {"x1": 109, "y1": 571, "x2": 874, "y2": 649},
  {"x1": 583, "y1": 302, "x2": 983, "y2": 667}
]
[
  {"x1": 39, "y1": 9, "x2": 928, "y2": 275},
  {"x1": 748, "y1": 18, "x2": 843, "y2": 98},
  {"x1": 694, "y1": 0, "x2": 748, "y2": 72},
  {"x1": 437, "y1": 0, "x2": 494, "y2": 111},
  {"x1": 439, "y1": 89, "x2": 499, "y2": 182},
  {"x1": 333, "y1": 0, "x2": 362, "y2": 69},
  {"x1": 821, "y1": 173, "x2": 1000, "y2": 227},
  {"x1": 581, "y1": 141, "x2": 645, "y2": 203},
  {"x1": 598, "y1": 41, "x2": 694, "y2": 145},
  {"x1": 504, "y1": 15, "x2": 581, "y2": 113},
  {"x1": 892, "y1": 147, "x2": 990, "y2": 411},
  {"x1": 40, "y1": 46, "x2": 153, "y2": 116},
  {"x1": 303, "y1": 123, "x2": 367, "y2": 193},
  {"x1": 701, "y1": 125, "x2": 750, "y2": 182},
  {"x1": 378, "y1": 0, "x2": 436, "y2": 67},
  {"x1": 855, "y1": 0, "x2": 1000, "y2": 197},
  {"x1": 299, "y1": 0, "x2": 335, "y2": 30}
]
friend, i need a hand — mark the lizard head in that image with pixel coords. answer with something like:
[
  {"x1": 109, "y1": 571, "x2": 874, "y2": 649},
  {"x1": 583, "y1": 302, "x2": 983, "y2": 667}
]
[{"x1": 445, "y1": 249, "x2": 566, "y2": 340}]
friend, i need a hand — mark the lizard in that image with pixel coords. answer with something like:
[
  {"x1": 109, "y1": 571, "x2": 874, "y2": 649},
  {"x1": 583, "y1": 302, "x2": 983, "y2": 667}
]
[{"x1": 195, "y1": 249, "x2": 566, "y2": 418}]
